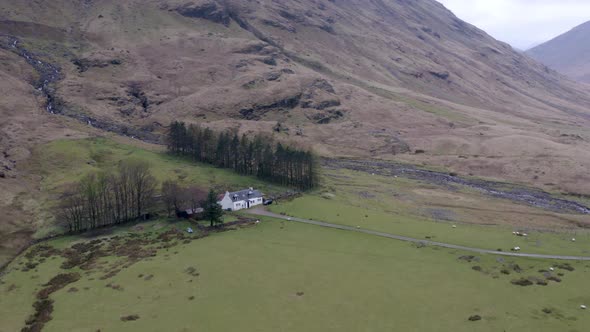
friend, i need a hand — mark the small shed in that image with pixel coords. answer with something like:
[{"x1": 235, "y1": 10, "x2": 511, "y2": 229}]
[{"x1": 177, "y1": 208, "x2": 204, "y2": 219}]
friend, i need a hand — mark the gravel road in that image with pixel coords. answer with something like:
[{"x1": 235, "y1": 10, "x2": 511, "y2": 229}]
[{"x1": 248, "y1": 208, "x2": 590, "y2": 261}]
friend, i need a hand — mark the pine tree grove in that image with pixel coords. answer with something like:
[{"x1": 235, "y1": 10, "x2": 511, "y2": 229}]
[{"x1": 166, "y1": 121, "x2": 318, "y2": 190}]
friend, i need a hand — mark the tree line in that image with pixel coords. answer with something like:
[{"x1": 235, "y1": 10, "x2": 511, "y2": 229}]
[
  {"x1": 166, "y1": 121, "x2": 318, "y2": 190},
  {"x1": 58, "y1": 159, "x2": 226, "y2": 233},
  {"x1": 58, "y1": 159, "x2": 158, "y2": 233}
]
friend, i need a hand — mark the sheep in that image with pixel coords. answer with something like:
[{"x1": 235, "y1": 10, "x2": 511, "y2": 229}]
[
  {"x1": 581, "y1": 305, "x2": 587, "y2": 310},
  {"x1": 549, "y1": 267, "x2": 555, "y2": 271},
  {"x1": 572, "y1": 238, "x2": 576, "y2": 242},
  {"x1": 452, "y1": 225, "x2": 457, "y2": 228},
  {"x1": 511, "y1": 246, "x2": 521, "y2": 251}
]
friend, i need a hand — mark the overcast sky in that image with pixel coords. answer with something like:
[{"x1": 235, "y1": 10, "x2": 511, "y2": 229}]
[{"x1": 437, "y1": 0, "x2": 590, "y2": 50}]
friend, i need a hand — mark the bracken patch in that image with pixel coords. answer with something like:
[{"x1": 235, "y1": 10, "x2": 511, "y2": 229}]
[
  {"x1": 511, "y1": 278, "x2": 533, "y2": 286},
  {"x1": 37, "y1": 273, "x2": 81, "y2": 299},
  {"x1": 121, "y1": 314, "x2": 140, "y2": 322},
  {"x1": 22, "y1": 299, "x2": 54, "y2": 332},
  {"x1": 555, "y1": 263, "x2": 575, "y2": 272},
  {"x1": 468, "y1": 315, "x2": 482, "y2": 321}
]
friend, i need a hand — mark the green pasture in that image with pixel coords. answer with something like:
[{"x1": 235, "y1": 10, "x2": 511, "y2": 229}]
[
  {"x1": 1, "y1": 217, "x2": 589, "y2": 332},
  {"x1": 270, "y1": 169, "x2": 590, "y2": 256}
]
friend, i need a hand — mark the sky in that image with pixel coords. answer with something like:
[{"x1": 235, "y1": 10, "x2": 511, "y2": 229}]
[{"x1": 436, "y1": 0, "x2": 590, "y2": 50}]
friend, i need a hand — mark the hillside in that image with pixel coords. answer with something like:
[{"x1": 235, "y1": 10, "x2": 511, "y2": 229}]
[
  {"x1": 2, "y1": 0, "x2": 590, "y2": 263},
  {"x1": 527, "y1": 21, "x2": 590, "y2": 83}
]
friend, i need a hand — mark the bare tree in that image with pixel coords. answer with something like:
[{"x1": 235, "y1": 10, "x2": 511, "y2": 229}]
[
  {"x1": 120, "y1": 159, "x2": 157, "y2": 219},
  {"x1": 57, "y1": 159, "x2": 159, "y2": 233},
  {"x1": 186, "y1": 185, "x2": 207, "y2": 211},
  {"x1": 58, "y1": 183, "x2": 85, "y2": 232},
  {"x1": 161, "y1": 180, "x2": 185, "y2": 216}
]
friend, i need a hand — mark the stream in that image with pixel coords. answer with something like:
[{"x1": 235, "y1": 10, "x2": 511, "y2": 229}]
[
  {"x1": 0, "y1": 35, "x2": 160, "y2": 143},
  {"x1": 3, "y1": 35, "x2": 62, "y2": 113},
  {"x1": 324, "y1": 158, "x2": 590, "y2": 215}
]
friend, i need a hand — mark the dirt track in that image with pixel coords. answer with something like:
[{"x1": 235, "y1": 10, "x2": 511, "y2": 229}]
[{"x1": 248, "y1": 208, "x2": 590, "y2": 261}]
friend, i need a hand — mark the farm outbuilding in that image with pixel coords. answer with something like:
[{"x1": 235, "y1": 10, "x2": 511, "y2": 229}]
[{"x1": 177, "y1": 208, "x2": 204, "y2": 219}]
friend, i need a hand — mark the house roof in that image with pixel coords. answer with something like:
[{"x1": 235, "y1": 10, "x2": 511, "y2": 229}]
[{"x1": 227, "y1": 188, "x2": 263, "y2": 202}]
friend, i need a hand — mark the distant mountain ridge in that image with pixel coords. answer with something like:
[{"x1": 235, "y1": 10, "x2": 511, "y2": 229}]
[{"x1": 527, "y1": 21, "x2": 590, "y2": 83}]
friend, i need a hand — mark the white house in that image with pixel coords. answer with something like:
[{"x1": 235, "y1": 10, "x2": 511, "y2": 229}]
[{"x1": 218, "y1": 188, "x2": 263, "y2": 211}]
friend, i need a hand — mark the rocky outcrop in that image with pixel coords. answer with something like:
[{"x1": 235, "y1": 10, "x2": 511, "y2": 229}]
[
  {"x1": 307, "y1": 109, "x2": 345, "y2": 124},
  {"x1": 239, "y1": 94, "x2": 302, "y2": 120},
  {"x1": 175, "y1": 2, "x2": 230, "y2": 26},
  {"x1": 319, "y1": 24, "x2": 335, "y2": 34},
  {"x1": 72, "y1": 58, "x2": 121, "y2": 73},
  {"x1": 428, "y1": 71, "x2": 450, "y2": 80},
  {"x1": 306, "y1": 79, "x2": 335, "y2": 94},
  {"x1": 278, "y1": 10, "x2": 304, "y2": 23},
  {"x1": 127, "y1": 82, "x2": 150, "y2": 112},
  {"x1": 301, "y1": 99, "x2": 341, "y2": 110},
  {"x1": 261, "y1": 19, "x2": 296, "y2": 33},
  {"x1": 235, "y1": 43, "x2": 274, "y2": 55},
  {"x1": 300, "y1": 78, "x2": 340, "y2": 110},
  {"x1": 242, "y1": 78, "x2": 265, "y2": 89},
  {"x1": 242, "y1": 69, "x2": 295, "y2": 89},
  {"x1": 264, "y1": 68, "x2": 294, "y2": 81}
]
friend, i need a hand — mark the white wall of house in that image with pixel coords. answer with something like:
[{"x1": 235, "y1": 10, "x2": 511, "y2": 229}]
[
  {"x1": 217, "y1": 192, "x2": 263, "y2": 211},
  {"x1": 219, "y1": 192, "x2": 234, "y2": 210},
  {"x1": 248, "y1": 197, "x2": 263, "y2": 208}
]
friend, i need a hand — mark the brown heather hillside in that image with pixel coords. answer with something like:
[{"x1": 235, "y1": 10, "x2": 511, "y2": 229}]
[
  {"x1": 527, "y1": 20, "x2": 590, "y2": 84},
  {"x1": 1, "y1": 0, "x2": 590, "y2": 263}
]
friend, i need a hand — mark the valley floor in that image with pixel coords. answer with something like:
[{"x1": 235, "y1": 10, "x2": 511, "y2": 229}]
[
  {"x1": 1, "y1": 137, "x2": 589, "y2": 332},
  {"x1": 1, "y1": 217, "x2": 589, "y2": 332}
]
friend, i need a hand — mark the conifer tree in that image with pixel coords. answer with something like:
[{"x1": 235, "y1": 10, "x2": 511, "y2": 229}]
[{"x1": 203, "y1": 189, "x2": 224, "y2": 227}]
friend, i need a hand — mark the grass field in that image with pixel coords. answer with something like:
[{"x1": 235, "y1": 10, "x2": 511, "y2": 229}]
[
  {"x1": 29, "y1": 137, "x2": 283, "y2": 194},
  {"x1": 2, "y1": 137, "x2": 590, "y2": 331},
  {"x1": 270, "y1": 168, "x2": 590, "y2": 256},
  {"x1": 1, "y1": 217, "x2": 590, "y2": 332}
]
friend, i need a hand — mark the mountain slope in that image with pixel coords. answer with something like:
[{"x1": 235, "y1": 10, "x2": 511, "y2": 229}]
[
  {"x1": 0, "y1": 0, "x2": 589, "y2": 189},
  {"x1": 527, "y1": 21, "x2": 590, "y2": 83}
]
